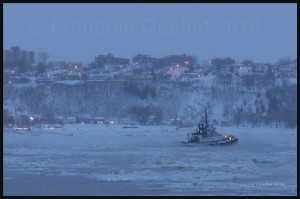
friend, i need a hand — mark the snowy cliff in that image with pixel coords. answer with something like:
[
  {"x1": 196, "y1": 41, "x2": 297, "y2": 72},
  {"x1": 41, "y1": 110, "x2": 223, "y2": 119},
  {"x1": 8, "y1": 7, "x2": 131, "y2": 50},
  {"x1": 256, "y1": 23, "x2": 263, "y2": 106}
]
[{"x1": 3, "y1": 75, "x2": 297, "y2": 127}]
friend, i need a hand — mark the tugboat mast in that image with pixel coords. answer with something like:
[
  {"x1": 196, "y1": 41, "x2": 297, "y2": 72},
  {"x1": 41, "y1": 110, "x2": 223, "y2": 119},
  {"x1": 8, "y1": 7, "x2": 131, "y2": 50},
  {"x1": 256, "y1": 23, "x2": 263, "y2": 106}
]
[{"x1": 205, "y1": 109, "x2": 208, "y2": 125}]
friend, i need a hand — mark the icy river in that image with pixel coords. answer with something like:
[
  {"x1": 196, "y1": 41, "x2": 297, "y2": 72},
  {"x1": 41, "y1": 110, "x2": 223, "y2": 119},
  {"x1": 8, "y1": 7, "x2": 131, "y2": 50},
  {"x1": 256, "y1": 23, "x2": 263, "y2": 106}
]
[{"x1": 3, "y1": 124, "x2": 297, "y2": 196}]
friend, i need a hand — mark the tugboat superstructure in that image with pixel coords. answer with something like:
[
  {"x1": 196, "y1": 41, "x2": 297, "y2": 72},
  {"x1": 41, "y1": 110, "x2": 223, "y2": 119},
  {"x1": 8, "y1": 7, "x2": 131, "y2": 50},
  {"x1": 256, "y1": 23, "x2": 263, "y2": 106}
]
[{"x1": 184, "y1": 110, "x2": 238, "y2": 145}]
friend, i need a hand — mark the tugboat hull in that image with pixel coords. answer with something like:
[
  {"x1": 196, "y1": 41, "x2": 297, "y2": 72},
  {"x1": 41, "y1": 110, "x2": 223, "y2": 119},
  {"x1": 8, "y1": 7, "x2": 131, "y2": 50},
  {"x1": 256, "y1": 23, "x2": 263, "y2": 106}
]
[
  {"x1": 182, "y1": 137, "x2": 238, "y2": 145},
  {"x1": 209, "y1": 137, "x2": 238, "y2": 145}
]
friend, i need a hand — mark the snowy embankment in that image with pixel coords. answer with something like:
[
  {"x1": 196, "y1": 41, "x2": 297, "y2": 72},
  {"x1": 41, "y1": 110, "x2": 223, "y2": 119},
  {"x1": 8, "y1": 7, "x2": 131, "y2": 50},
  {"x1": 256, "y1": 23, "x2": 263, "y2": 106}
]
[{"x1": 3, "y1": 124, "x2": 297, "y2": 196}]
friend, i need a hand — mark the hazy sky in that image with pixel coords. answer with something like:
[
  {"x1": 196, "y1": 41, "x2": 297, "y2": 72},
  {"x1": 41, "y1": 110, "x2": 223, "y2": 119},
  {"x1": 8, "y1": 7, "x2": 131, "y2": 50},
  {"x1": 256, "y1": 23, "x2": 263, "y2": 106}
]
[{"x1": 3, "y1": 3, "x2": 297, "y2": 64}]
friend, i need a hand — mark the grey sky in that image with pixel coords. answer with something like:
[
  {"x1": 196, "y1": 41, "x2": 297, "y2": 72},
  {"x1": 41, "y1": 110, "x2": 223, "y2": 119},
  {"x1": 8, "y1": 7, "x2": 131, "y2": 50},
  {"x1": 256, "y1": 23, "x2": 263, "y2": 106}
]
[{"x1": 3, "y1": 3, "x2": 297, "y2": 64}]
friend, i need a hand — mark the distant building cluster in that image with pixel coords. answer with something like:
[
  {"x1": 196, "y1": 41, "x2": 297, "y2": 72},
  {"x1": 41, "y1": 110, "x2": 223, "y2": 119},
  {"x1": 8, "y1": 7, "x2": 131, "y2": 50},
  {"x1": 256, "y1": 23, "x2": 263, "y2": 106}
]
[
  {"x1": 132, "y1": 54, "x2": 161, "y2": 69},
  {"x1": 131, "y1": 53, "x2": 196, "y2": 69},
  {"x1": 94, "y1": 53, "x2": 130, "y2": 71},
  {"x1": 2, "y1": 46, "x2": 297, "y2": 85},
  {"x1": 3, "y1": 46, "x2": 35, "y2": 70}
]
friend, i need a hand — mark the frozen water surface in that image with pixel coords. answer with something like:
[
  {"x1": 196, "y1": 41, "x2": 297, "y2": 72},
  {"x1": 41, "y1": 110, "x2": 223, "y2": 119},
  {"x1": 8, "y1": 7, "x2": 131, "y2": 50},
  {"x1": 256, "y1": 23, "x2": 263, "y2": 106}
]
[{"x1": 3, "y1": 124, "x2": 297, "y2": 196}]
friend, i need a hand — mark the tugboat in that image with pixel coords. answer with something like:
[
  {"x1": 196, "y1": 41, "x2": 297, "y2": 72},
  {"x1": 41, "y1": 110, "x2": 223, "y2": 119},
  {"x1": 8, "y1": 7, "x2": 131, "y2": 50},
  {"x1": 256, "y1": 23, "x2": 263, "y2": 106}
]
[{"x1": 183, "y1": 110, "x2": 238, "y2": 145}]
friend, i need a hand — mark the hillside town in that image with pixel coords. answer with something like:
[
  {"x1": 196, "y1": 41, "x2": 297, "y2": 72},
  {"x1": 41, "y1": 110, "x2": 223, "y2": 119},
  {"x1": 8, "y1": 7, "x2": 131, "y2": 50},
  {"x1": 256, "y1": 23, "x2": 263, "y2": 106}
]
[
  {"x1": 3, "y1": 46, "x2": 297, "y2": 84},
  {"x1": 3, "y1": 46, "x2": 297, "y2": 130}
]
